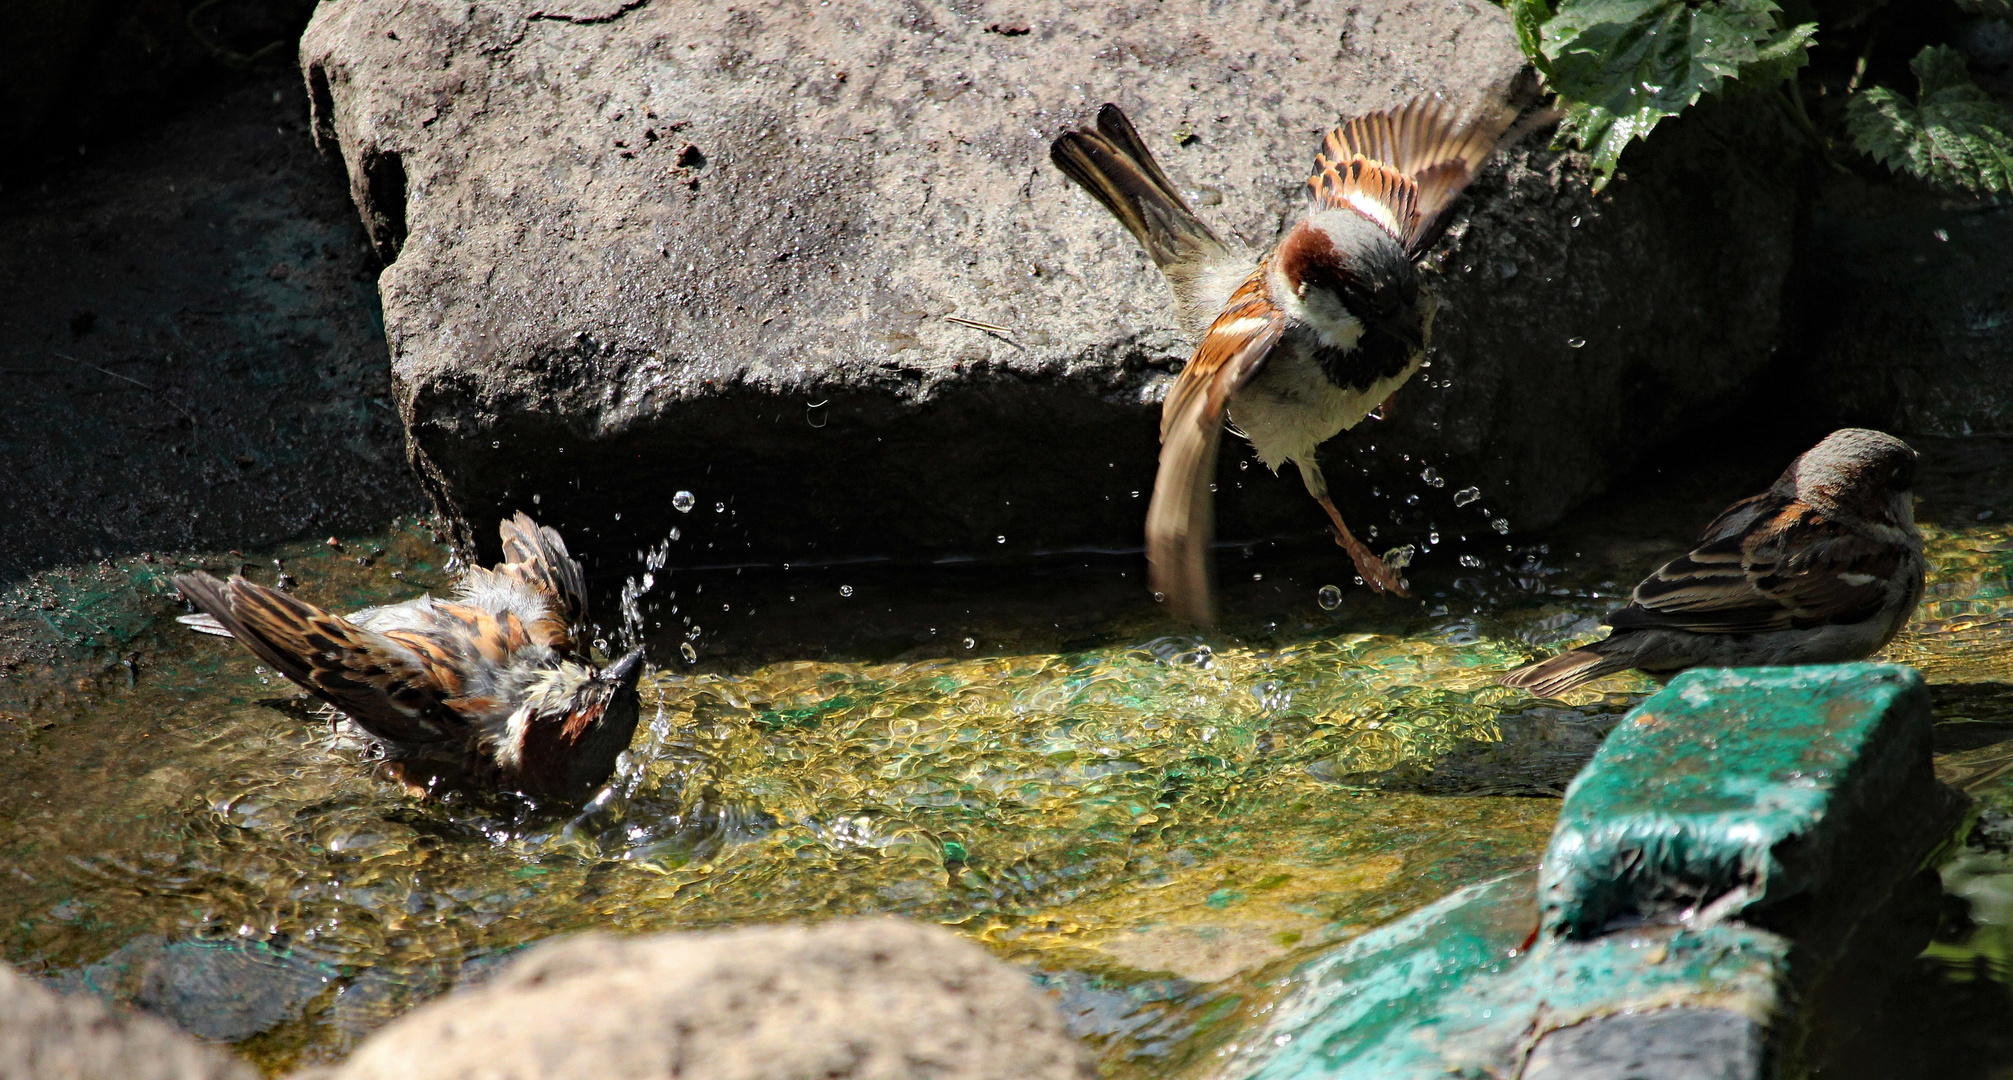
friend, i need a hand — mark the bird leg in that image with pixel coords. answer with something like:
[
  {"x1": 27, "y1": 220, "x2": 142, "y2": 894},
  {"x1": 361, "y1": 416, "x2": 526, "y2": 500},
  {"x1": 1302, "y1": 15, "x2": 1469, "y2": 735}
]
[{"x1": 1295, "y1": 458, "x2": 1410, "y2": 597}]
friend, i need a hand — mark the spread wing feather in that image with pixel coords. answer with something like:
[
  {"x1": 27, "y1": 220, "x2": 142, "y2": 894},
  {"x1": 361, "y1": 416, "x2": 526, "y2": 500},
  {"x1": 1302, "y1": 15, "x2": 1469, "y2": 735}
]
[
  {"x1": 1315, "y1": 95, "x2": 1519, "y2": 258},
  {"x1": 1605, "y1": 497, "x2": 1901, "y2": 635},
  {"x1": 174, "y1": 572, "x2": 461, "y2": 746},
  {"x1": 1147, "y1": 267, "x2": 1285, "y2": 626}
]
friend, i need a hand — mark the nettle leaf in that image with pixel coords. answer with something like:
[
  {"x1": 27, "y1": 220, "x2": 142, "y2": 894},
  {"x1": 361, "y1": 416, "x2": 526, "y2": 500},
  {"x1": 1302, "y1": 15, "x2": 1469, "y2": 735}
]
[
  {"x1": 1848, "y1": 45, "x2": 2013, "y2": 194},
  {"x1": 1526, "y1": 0, "x2": 1815, "y2": 188}
]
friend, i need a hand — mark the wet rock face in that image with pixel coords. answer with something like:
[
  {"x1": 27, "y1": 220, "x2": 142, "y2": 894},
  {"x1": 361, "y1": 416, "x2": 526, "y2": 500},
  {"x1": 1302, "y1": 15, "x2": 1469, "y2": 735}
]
[
  {"x1": 1792, "y1": 190, "x2": 2013, "y2": 438},
  {"x1": 0, "y1": 74, "x2": 419, "y2": 581},
  {"x1": 0, "y1": 962, "x2": 256, "y2": 1080},
  {"x1": 317, "y1": 919, "x2": 1093, "y2": 1080},
  {"x1": 301, "y1": 0, "x2": 1802, "y2": 575}
]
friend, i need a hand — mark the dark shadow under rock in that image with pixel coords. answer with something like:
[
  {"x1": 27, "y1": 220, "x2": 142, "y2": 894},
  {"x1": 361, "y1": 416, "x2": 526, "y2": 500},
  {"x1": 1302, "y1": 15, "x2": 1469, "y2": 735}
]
[{"x1": 0, "y1": 73, "x2": 420, "y2": 582}]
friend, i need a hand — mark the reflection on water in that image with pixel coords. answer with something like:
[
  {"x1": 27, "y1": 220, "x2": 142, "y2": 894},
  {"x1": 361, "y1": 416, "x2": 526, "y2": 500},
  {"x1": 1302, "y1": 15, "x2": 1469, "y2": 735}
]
[{"x1": 2, "y1": 436, "x2": 2013, "y2": 1076}]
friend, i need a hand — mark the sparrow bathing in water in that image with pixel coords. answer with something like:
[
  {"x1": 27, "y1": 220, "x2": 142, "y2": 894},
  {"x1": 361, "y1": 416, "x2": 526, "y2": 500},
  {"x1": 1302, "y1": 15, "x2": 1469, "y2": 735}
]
[
  {"x1": 1500, "y1": 429, "x2": 1927, "y2": 697},
  {"x1": 175, "y1": 513, "x2": 645, "y2": 802},
  {"x1": 1051, "y1": 97, "x2": 1521, "y2": 624}
]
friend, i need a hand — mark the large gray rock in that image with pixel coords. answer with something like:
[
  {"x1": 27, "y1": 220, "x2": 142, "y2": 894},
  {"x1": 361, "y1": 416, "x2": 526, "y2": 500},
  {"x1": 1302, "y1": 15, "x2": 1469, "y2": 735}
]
[
  {"x1": 300, "y1": 0, "x2": 1802, "y2": 581},
  {"x1": 0, "y1": 962, "x2": 256, "y2": 1080},
  {"x1": 310, "y1": 919, "x2": 1091, "y2": 1080}
]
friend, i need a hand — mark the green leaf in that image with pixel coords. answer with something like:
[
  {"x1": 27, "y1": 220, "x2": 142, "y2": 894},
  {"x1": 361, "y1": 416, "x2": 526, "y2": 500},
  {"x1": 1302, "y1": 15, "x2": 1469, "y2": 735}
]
[
  {"x1": 1507, "y1": 0, "x2": 1557, "y2": 77},
  {"x1": 1526, "y1": 0, "x2": 1815, "y2": 189},
  {"x1": 1954, "y1": 0, "x2": 2012, "y2": 16},
  {"x1": 1848, "y1": 45, "x2": 2013, "y2": 194}
]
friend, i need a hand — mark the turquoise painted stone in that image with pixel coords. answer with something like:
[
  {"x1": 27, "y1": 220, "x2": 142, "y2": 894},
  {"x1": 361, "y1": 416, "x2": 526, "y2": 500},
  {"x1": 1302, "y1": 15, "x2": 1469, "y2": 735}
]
[
  {"x1": 1541, "y1": 664, "x2": 1940, "y2": 941},
  {"x1": 1221, "y1": 663, "x2": 1960, "y2": 1080}
]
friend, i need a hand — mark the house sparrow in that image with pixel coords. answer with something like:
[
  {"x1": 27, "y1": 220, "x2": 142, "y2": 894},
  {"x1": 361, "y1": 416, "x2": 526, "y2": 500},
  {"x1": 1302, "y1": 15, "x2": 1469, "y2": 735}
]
[
  {"x1": 1499, "y1": 429, "x2": 1926, "y2": 698},
  {"x1": 1051, "y1": 97, "x2": 1521, "y2": 624},
  {"x1": 175, "y1": 512, "x2": 645, "y2": 802}
]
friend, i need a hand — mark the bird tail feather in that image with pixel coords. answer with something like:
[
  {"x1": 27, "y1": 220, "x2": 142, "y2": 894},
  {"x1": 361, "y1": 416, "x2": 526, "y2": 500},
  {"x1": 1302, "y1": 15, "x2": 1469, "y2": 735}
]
[
  {"x1": 1050, "y1": 104, "x2": 1229, "y2": 275},
  {"x1": 1497, "y1": 646, "x2": 1632, "y2": 698}
]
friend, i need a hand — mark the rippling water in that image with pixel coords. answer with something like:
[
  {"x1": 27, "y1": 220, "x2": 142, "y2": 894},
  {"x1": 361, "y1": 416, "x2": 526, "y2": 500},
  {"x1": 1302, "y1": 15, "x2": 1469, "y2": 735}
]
[{"x1": 4, "y1": 437, "x2": 2013, "y2": 1076}]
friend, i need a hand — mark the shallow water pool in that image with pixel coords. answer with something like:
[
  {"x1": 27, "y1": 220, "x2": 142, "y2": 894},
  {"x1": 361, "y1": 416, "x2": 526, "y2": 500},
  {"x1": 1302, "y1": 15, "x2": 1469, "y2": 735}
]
[{"x1": 4, "y1": 435, "x2": 2013, "y2": 1077}]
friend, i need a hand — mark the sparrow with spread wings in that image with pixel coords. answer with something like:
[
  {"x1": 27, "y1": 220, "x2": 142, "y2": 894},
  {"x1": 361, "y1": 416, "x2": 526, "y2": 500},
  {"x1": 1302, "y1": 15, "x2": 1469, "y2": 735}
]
[
  {"x1": 1500, "y1": 429, "x2": 1927, "y2": 697},
  {"x1": 1051, "y1": 97, "x2": 1523, "y2": 624},
  {"x1": 176, "y1": 513, "x2": 645, "y2": 802}
]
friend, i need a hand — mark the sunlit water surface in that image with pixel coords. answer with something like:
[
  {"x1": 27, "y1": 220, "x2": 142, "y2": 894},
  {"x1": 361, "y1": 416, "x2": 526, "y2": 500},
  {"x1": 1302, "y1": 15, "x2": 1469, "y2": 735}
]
[{"x1": 4, "y1": 440, "x2": 2013, "y2": 1077}]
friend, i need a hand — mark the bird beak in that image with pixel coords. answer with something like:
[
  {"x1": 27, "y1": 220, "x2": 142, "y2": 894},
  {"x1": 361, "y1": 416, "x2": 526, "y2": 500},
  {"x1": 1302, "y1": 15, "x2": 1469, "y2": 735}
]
[{"x1": 600, "y1": 647, "x2": 647, "y2": 688}]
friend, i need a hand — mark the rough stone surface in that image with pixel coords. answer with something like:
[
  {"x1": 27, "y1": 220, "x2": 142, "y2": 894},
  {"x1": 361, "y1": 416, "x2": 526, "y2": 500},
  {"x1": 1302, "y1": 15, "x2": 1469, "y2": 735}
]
[
  {"x1": 0, "y1": 961, "x2": 257, "y2": 1080},
  {"x1": 0, "y1": 73, "x2": 420, "y2": 581},
  {"x1": 1522, "y1": 1008, "x2": 1767, "y2": 1080},
  {"x1": 312, "y1": 919, "x2": 1092, "y2": 1080},
  {"x1": 301, "y1": 0, "x2": 1803, "y2": 581}
]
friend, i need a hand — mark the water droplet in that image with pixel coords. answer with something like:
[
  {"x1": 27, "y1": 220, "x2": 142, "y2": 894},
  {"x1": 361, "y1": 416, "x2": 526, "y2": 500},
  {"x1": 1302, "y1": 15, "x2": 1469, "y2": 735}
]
[
  {"x1": 491, "y1": 440, "x2": 500, "y2": 448},
  {"x1": 1317, "y1": 585, "x2": 1342, "y2": 610},
  {"x1": 962, "y1": 637, "x2": 976, "y2": 649},
  {"x1": 686, "y1": 626, "x2": 702, "y2": 639},
  {"x1": 1404, "y1": 494, "x2": 1420, "y2": 506},
  {"x1": 1428, "y1": 531, "x2": 1441, "y2": 545},
  {"x1": 839, "y1": 585, "x2": 854, "y2": 597},
  {"x1": 1934, "y1": 228, "x2": 1950, "y2": 242},
  {"x1": 1453, "y1": 486, "x2": 1481, "y2": 507},
  {"x1": 996, "y1": 535, "x2": 1006, "y2": 544},
  {"x1": 1421, "y1": 467, "x2": 1444, "y2": 488},
  {"x1": 1251, "y1": 572, "x2": 1263, "y2": 581},
  {"x1": 670, "y1": 527, "x2": 682, "y2": 540},
  {"x1": 613, "y1": 512, "x2": 622, "y2": 521},
  {"x1": 679, "y1": 642, "x2": 697, "y2": 663},
  {"x1": 714, "y1": 502, "x2": 726, "y2": 513},
  {"x1": 1130, "y1": 490, "x2": 1140, "y2": 498},
  {"x1": 1152, "y1": 591, "x2": 1165, "y2": 603},
  {"x1": 673, "y1": 491, "x2": 696, "y2": 513},
  {"x1": 721, "y1": 603, "x2": 730, "y2": 612},
  {"x1": 1570, "y1": 215, "x2": 1581, "y2": 227},
  {"x1": 532, "y1": 493, "x2": 541, "y2": 505},
  {"x1": 1459, "y1": 554, "x2": 1483, "y2": 568},
  {"x1": 1493, "y1": 518, "x2": 1511, "y2": 535},
  {"x1": 1567, "y1": 337, "x2": 1586, "y2": 349}
]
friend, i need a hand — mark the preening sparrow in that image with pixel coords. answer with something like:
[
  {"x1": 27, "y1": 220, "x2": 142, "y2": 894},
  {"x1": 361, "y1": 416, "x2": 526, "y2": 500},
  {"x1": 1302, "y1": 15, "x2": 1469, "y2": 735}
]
[
  {"x1": 176, "y1": 513, "x2": 645, "y2": 802},
  {"x1": 1499, "y1": 429, "x2": 1927, "y2": 697},
  {"x1": 1051, "y1": 97, "x2": 1521, "y2": 624}
]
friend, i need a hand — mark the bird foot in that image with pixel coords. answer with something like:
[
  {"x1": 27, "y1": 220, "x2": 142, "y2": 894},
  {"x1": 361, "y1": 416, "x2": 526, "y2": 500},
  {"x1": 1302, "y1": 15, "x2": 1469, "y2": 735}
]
[{"x1": 1332, "y1": 528, "x2": 1410, "y2": 597}]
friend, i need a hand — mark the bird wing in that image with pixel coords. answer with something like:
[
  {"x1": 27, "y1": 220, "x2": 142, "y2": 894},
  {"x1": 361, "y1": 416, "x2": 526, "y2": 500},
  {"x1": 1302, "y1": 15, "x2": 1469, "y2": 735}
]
[
  {"x1": 174, "y1": 572, "x2": 461, "y2": 746},
  {"x1": 378, "y1": 601, "x2": 540, "y2": 722},
  {"x1": 495, "y1": 511, "x2": 589, "y2": 649},
  {"x1": 1314, "y1": 95, "x2": 1519, "y2": 259},
  {"x1": 1605, "y1": 497, "x2": 1906, "y2": 635},
  {"x1": 1148, "y1": 266, "x2": 1286, "y2": 625}
]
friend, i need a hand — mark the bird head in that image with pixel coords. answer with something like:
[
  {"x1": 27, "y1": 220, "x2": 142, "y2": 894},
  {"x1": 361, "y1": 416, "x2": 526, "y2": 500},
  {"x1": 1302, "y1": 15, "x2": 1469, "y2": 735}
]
[
  {"x1": 504, "y1": 647, "x2": 648, "y2": 802},
  {"x1": 1277, "y1": 211, "x2": 1422, "y2": 357},
  {"x1": 1780, "y1": 428, "x2": 1919, "y2": 529}
]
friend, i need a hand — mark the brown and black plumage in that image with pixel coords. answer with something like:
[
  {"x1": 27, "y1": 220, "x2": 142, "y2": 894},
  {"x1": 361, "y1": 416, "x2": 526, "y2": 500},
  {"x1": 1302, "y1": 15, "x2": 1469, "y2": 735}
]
[
  {"x1": 176, "y1": 513, "x2": 644, "y2": 802},
  {"x1": 1500, "y1": 429, "x2": 1927, "y2": 697},
  {"x1": 1052, "y1": 96, "x2": 1524, "y2": 625}
]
